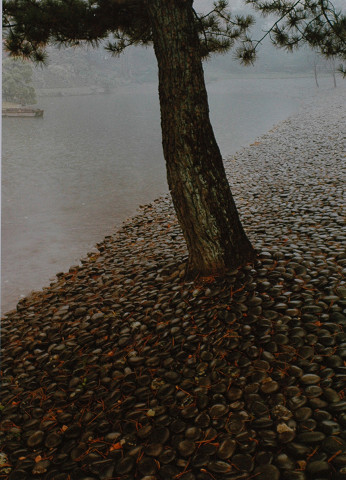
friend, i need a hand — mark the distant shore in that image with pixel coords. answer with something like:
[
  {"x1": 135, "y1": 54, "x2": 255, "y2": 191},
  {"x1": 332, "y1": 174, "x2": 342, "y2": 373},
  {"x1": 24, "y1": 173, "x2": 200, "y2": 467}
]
[{"x1": 34, "y1": 71, "x2": 335, "y2": 98}]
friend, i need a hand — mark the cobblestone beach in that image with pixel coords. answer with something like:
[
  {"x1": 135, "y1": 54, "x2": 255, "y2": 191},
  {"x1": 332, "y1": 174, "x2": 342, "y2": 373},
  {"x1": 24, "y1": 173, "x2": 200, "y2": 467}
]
[{"x1": 1, "y1": 87, "x2": 345, "y2": 480}]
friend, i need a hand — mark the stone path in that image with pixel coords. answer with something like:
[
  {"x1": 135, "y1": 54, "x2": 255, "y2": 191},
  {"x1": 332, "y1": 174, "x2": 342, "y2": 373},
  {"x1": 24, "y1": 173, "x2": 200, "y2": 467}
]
[{"x1": 1, "y1": 87, "x2": 345, "y2": 480}]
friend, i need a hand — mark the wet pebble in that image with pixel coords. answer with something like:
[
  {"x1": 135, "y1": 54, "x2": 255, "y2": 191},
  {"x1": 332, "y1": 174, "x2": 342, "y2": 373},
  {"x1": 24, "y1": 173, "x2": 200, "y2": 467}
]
[{"x1": 27, "y1": 431, "x2": 44, "y2": 448}]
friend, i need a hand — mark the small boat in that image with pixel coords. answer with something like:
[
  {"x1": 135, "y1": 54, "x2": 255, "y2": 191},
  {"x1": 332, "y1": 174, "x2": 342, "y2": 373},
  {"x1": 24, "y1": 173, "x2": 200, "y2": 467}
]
[{"x1": 2, "y1": 107, "x2": 44, "y2": 118}]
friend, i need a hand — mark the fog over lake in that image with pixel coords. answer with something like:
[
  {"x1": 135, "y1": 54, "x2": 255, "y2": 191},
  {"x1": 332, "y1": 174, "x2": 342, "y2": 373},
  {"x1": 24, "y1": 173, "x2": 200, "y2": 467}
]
[{"x1": 1, "y1": 75, "x2": 330, "y2": 313}]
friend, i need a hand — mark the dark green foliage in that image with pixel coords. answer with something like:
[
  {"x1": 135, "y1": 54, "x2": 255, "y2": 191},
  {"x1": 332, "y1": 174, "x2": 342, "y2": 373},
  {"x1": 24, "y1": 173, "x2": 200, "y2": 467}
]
[
  {"x1": 3, "y1": 0, "x2": 150, "y2": 62},
  {"x1": 244, "y1": 0, "x2": 346, "y2": 64},
  {"x1": 3, "y1": 0, "x2": 345, "y2": 66},
  {"x1": 3, "y1": 0, "x2": 254, "y2": 61}
]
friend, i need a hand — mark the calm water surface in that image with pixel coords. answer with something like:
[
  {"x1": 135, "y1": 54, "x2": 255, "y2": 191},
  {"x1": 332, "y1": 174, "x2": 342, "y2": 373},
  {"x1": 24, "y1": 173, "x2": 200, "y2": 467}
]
[{"x1": 2, "y1": 76, "x2": 323, "y2": 312}]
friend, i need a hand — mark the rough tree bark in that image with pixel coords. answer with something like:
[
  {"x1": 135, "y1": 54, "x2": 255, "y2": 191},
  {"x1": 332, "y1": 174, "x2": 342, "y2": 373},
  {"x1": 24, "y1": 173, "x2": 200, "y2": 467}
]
[{"x1": 146, "y1": 0, "x2": 255, "y2": 277}]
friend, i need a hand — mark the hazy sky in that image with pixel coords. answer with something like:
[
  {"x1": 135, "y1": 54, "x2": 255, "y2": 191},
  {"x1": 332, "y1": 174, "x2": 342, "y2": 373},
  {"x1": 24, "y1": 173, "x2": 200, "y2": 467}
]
[
  {"x1": 195, "y1": 0, "x2": 345, "y2": 13},
  {"x1": 195, "y1": 0, "x2": 244, "y2": 12}
]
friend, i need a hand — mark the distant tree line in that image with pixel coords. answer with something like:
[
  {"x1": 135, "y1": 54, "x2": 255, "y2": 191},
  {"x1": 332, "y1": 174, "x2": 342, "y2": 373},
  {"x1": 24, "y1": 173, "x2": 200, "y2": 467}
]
[{"x1": 2, "y1": 57, "x2": 37, "y2": 105}]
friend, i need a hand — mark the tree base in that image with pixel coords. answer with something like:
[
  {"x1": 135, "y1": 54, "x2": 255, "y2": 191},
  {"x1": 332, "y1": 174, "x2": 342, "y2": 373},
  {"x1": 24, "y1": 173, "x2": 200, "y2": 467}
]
[{"x1": 185, "y1": 245, "x2": 257, "y2": 281}]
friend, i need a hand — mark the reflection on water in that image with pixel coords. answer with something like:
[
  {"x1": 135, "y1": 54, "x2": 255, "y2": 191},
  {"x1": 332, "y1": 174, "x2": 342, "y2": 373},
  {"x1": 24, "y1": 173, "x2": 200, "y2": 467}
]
[{"x1": 2, "y1": 76, "x2": 320, "y2": 312}]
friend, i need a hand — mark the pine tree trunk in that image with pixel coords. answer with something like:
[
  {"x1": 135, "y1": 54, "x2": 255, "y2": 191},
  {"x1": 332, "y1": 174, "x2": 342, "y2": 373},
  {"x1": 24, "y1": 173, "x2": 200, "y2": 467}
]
[{"x1": 146, "y1": 0, "x2": 255, "y2": 277}]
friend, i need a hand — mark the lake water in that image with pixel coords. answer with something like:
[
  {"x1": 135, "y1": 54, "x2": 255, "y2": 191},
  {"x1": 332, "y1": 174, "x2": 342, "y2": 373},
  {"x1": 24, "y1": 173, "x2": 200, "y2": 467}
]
[{"x1": 1, "y1": 75, "x2": 330, "y2": 313}]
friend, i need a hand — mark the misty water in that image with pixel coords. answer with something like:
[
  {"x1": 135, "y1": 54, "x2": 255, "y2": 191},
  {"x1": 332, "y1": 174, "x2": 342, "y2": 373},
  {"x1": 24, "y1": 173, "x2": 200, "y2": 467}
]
[{"x1": 2, "y1": 75, "x2": 327, "y2": 312}]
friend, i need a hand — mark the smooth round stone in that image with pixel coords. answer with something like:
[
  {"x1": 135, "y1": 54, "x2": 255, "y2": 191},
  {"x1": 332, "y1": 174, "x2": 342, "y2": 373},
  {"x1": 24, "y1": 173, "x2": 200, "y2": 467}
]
[
  {"x1": 217, "y1": 438, "x2": 236, "y2": 459},
  {"x1": 128, "y1": 356, "x2": 145, "y2": 366},
  {"x1": 128, "y1": 446, "x2": 143, "y2": 459},
  {"x1": 27, "y1": 430, "x2": 44, "y2": 447},
  {"x1": 196, "y1": 394, "x2": 209, "y2": 410},
  {"x1": 251, "y1": 371, "x2": 268, "y2": 383},
  {"x1": 332, "y1": 453, "x2": 346, "y2": 467},
  {"x1": 274, "y1": 333, "x2": 289, "y2": 344},
  {"x1": 323, "y1": 436, "x2": 346, "y2": 453},
  {"x1": 306, "y1": 461, "x2": 330, "y2": 474},
  {"x1": 282, "y1": 471, "x2": 307, "y2": 480},
  {"x1": 294, "y1": 407, "x2": 312, "y2": 421},
  {"x1": 248, "y1": 296, "x2": 262, "y2": 306},
  {"x1": 146, "y1": 356, "x2": 160, "y2": 367},
  {"x1": 158, "y1": 448, "x2": 176, "y2": 465},
  {"x1": 286, "y1": 442, "x2": 312, "y2": 457},
  {"x1": 288, "y1": 396, "x2": 307, "y2": 410},
  {"x1": 171, "y1": 420, "x2": 186, "y2": 434},
  {"x1": 157, "y1": 384, "x2": 175, "y2": 398},
  {"x1": 64, "y1": 424, "x2": 81, "y2": 439},
  {"x1": 329, "y1": 401, "x2": 346, "y2": 412},
  {"x1": 300, "y1": 374, "x2": 321, "y2": 385},
  {"x1": 254, "y1": 360, "x2": 271, "y2": 371},
  {"x1": 185, "y1": 427, "x2": 202, "y2": 440},
  {"x1": 336, "y1": 286, "x2": 346, "y2": 299},
  {"x1": 254, "y1": 465, "x2": 280, "y2": 480},
  {"x1": 263, "y1": 310, "x2": 278, "y2": 320},
  {"x1": 255, "y1": 451, "x2": 273, "y2": 465},
  {"x1": 178, "y1": 473, "x2": 195, "y2": 480},
  {"x1": 164, "y1": 371, "x2": 181, "y2": 383},
  {"x1": 105, "y1": 432, "x2": 121, "y2": 443},
  {"x1": 261, "y1": 381, "x2": 279, "y2": 394},
  {"x1": 45, "y1": 432, "x2": 62, "y2": 448},
  {"x1": 323, "y1": 388, "x2": 341, "y2": 403},
  {"x1": 226, "y1": 387, "x2": 243, "y2": 402},
  {"x1": 194, "y1": 412, "x2": 210, "y2": 428},
  {"x1": 51, "y1": 453, "x2": 68, "y2": 465},
  {"x1": 159, "y1": 464, "x2": 180, "y2": 478},
  {"x1": 296, "y1": 431, "x2": 326, "y2": 444},
  {"x1": 150, "y1": 427, "x2": 170, "y2": 444},
  {"x1": 210, "y1": 404, "x2": 229, "y2": 418},
  {"x1": 7, "y1": 471, "x2": 28, "y2": 480},
  {"x1": 118, "y1": 336, "x2": 131, "y2": 347},
  {"x1": 116, "y1": 456, "x2": 135, "y2": 475},
  {"x1": 319, "y1": 420, "x2": 341, "y2": 435},
  {"x1": 191, "y1": 454, "x2": 208, "y2": 467},
  {"x1": 286, "y1": 386, "x2": 301, "y2": 397},
  {"x1": 207, "y1": 460, "x2": 232, "y2": 473},
  {"x1": 181, "y1": 406, "x2": 198, "y2": 419},
  {"x1": 289, "y1": 366, "x2": 303, "y2": 378},
  {"x1": 326, "y1": 355, "x2": 343, "y2": 368},
  {"x1": 341, "y1": 413, "x2": 346, "y2": 427},
  {"x1": 309, "y1": 398, "x2": 328, "y2": 409},
  {"x1": 320, "y1": 378, "x2": 333, "y2": 388},
  {"x1": 232, "y1": 454, "x2": 254, "y2": 472},
  {"x1": 275, "y1": 453, "x2": 295, "y2": 470},
  {"x1": 155, "y1": 414, "x2": 171, "y2": 426},
  {"x1": 299, "y1": 419, "x2": 317, "y2": 431},
  {"x1": 178, "y1": 440, "x2": 195, "y2": 457},
  {"x1": 199, "y1": 443, "x2": 218, "y2": 456},
  {"x1": 298, "y1": 346, "x2": 315, "y2": 360},
  {"x1": 305, "y1": 385, "x2": 323, "y2": 398},
  {"x1": 200, "y1": 351, "x2": 213, "y2": 362},
  {"x1": 226, "y1": 419, "x2": 244, "y2": 434},
  {"x1": 251, "y1": 401, "x2": 269, "y2": 416},
  {"x1": 252, "y1": 417, "x2": 274, "y2": 429},
  {"x1": 137, "y1": 456, "x2": 158, "y2": 475},
  {"x1": 145, "y1": 443, "x2": 163, "y2": 457},
  {"x1": 137, "y1": 425, "x2": 153, "y2": 439}
]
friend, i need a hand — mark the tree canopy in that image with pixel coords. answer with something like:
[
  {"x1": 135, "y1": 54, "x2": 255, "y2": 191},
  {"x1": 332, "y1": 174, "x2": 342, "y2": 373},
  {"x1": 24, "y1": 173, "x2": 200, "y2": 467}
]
[{"x1": 3, "y1": 0, "x2": 346, "y2": 66}]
